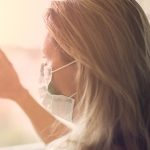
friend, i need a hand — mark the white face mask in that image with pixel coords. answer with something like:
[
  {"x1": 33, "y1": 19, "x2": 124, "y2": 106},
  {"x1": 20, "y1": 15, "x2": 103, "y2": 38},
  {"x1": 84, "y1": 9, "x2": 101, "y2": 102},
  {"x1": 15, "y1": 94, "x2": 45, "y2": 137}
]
[{"x1": 38, "y1": 57, "x2": 76, "y2": 123}]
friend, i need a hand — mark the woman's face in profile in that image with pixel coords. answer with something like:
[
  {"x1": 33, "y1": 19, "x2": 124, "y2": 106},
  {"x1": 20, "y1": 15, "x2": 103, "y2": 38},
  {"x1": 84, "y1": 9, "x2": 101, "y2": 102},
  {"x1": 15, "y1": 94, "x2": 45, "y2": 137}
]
[
  {"x1": 42, "y1": 33, "x2": 77, "y2": 98},
  {"x1": 43, "y1": 34, "x2": 63, "y2": 69}
]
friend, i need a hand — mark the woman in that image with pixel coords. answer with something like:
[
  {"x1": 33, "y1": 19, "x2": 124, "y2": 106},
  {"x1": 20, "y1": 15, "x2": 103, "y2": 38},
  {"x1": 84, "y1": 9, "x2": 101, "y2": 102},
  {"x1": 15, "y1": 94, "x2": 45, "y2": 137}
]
[{"x1": 0, "y1": 0, "x2": 150, "y2": 149}]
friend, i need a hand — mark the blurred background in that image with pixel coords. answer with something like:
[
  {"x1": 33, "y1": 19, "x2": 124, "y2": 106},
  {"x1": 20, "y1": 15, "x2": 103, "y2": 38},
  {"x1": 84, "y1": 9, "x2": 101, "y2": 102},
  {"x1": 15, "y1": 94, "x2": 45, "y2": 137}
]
[
  {"x1": 0, "y1": 0, "x2": 150, "y2": 148},
  {"x1": 0, "y1": 0, "x2": 49, "y2": 148}
]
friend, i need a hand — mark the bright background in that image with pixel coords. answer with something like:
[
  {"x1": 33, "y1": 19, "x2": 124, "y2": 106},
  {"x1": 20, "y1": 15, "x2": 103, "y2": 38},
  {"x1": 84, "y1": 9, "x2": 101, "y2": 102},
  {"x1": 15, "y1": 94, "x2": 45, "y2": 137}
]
[
  {"x1": 0, "y1": 0, "x2": 50, "y2": 49},
  {"x1": 0, "y1": 0, "x2": 50, "y2": 147},
  {"x1": 0, "y1": 0, "x2": 150, "y2": 148}
]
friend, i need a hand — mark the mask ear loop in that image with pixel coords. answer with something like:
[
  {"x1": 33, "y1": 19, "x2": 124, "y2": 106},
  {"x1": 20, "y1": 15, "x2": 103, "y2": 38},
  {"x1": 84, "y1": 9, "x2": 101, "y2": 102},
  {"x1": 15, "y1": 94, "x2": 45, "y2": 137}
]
[
  {"x1": 51, "y1": 60, "x2": 77, "y2": 98},
  {"x1": 52, "y1": 60, "x2": 77, "y2": 73},
  {"x1": 70, "y1": 92, "x2": 77, "y2": 98}
]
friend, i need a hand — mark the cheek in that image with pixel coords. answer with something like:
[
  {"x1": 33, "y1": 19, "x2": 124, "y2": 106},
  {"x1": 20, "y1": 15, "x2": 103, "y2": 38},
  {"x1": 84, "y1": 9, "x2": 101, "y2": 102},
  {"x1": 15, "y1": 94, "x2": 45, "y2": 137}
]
[
  {"x1": 43, "y1": 45, "x2": 56, "y2": 61},
  {"x1": 43, "y1": 41, "x2": 52, "y2": 57},
  {"x1": 43, "y1": 36, "x2": 54, "y2": 58},
  {"x1": 43, "y1": 48, "x2": 50, "y2": 59}
]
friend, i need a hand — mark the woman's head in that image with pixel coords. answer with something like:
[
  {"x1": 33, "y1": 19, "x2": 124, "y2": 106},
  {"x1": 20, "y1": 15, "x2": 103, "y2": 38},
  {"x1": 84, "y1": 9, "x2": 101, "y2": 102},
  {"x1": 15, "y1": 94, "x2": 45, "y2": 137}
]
[{"x1": 45, "y1": 0, "x2": 150, "y2": 149}]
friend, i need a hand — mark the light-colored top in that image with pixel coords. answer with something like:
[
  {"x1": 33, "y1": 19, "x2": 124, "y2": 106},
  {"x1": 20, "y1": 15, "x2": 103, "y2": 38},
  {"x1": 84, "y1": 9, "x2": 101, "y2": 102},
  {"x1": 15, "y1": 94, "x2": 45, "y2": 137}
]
[
  {"x1": 40, "y1": 88, "x2": 76, "y2": 149},
  {"x1": 45, "y1": 135, "x2": 70, "y2": 150},
  {"x1": 45, "y1": 114, "x2": 75, "y2": 150}
]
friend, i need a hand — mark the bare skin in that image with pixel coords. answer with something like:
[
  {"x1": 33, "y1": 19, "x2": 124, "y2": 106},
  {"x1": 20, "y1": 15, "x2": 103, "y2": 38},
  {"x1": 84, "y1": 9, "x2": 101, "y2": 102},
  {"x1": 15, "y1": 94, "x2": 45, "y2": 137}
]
[{"x1": 0, "y1": 34, "x2": 77, "y2": 144}]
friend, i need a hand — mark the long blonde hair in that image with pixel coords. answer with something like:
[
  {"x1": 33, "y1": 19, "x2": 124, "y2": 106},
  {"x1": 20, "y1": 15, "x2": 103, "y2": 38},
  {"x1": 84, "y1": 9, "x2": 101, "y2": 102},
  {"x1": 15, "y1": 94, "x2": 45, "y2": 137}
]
[{"x1": 45, "y1": 0, "x2": 150, "y2": 149}]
